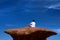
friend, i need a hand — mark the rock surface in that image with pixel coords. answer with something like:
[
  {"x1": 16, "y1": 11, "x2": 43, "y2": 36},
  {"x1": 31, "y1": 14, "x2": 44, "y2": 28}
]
[{"x1": 4, "y1": 27, "x2": 57, "y2": 40}]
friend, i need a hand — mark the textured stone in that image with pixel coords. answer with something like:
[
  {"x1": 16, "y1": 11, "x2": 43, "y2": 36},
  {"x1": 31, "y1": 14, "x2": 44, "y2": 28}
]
[{"x1": 4, "y1": 27, "x2": 57, "y2": 40}]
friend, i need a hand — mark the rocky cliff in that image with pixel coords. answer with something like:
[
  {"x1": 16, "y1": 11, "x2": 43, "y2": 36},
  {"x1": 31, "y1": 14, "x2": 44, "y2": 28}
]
[{"x1": 4, "y1": 27, "x2": 57, "y2": 40}]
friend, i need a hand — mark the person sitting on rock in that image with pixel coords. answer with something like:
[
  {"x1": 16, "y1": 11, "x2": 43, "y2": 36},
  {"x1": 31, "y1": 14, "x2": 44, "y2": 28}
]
[{"x1": 29, "y1": 20, "x2": 36, "y2": 28}]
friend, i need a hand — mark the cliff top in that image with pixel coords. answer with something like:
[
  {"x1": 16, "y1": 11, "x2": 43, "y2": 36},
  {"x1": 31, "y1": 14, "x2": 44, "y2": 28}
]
[{"x1": 4, "y1": 27, "x2": 57, "y2": 36}]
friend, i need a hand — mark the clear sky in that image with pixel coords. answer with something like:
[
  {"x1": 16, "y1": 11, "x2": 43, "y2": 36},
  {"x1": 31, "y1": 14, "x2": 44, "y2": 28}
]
[{"x1": 0, "y1": 0, "x2": 60, "y2": 40}]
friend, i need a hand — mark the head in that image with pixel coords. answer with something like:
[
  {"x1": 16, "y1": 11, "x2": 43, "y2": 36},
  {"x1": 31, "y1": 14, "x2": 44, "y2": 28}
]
[{"x1": 32, "y1": 20, "x2": 35, "y2": 22}]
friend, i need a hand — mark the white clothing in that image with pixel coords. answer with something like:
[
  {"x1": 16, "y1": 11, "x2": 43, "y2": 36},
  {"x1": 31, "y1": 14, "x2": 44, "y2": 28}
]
[{"x1": 30, "y1": 22, "x2": 36, "y2": 27}]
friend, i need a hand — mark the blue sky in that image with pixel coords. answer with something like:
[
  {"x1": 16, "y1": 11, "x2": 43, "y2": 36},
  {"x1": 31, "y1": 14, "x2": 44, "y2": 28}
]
[{"x1": 0, "y1": 0, "x2": 60, "y2": 40}]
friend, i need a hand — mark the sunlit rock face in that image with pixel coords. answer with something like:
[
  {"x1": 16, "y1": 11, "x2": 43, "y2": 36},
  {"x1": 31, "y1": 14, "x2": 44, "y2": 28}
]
[{"x1": 4, "y1": 27, "x2": 57, "y2": 40}]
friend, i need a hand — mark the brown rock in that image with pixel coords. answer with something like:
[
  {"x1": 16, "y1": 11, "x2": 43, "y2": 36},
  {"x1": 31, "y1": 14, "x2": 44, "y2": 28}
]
[{"x1": 4, "y1": 27, "x2": 57, "y2": 40}]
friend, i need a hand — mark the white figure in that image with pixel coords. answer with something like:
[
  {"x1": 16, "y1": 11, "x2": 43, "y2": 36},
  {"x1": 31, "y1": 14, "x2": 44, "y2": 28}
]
[{"x1": 29, "y1": 20, "x2": 36, "y2": 27}]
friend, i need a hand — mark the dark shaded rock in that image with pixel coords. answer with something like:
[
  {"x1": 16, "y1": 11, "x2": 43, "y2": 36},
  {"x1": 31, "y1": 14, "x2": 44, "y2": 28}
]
[{"x1": 4, "y1": 27, "x2": 57, "y2": 40}]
